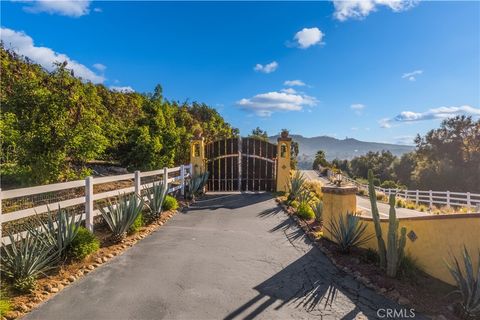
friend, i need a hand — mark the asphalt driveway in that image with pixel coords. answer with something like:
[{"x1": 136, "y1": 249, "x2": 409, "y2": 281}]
[{"x1": 25, "y1": 193, "x2": 412, "y2": 320}]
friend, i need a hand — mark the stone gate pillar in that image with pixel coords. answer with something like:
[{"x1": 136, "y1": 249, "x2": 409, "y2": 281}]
[
  {"x1": 321, "y1": 185, "x2": 358, "y2": 241},
  {"x1": 276, "y1": 134, "x2": 291, "y2": 192},
  {"x1": 190, "y1": 137, "x2": 205, "y2": 176}
]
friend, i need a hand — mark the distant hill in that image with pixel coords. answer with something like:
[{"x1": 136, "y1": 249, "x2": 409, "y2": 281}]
[{"x1": 269, "y1": 134, "x2": 414, "y2": 169}]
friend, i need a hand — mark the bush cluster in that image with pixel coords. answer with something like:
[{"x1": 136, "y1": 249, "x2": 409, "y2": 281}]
[
  {"x1": 163, "y1": 195, "x2": 179, "y2": 211},
  {"x1": 69, "y1": 227, "x2": 100, "y2": 260}
]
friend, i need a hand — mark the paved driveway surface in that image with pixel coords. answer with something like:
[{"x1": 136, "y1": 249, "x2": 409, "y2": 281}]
[{"x1": 26, "y1": 193, "x2": 416, "y2": 320}]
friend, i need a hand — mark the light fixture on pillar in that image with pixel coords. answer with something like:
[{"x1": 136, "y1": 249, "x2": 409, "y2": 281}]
[{"x1": 334, "y1": 172, "x2": 343, "y2": 187}]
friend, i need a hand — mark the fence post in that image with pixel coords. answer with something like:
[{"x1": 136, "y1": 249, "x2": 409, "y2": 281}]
[
  {"x1": 467, "y1": 192, "x2": 471, "y2": 208},
  {"x1": 180, "y1": 165, "x2": 185, "y2": 196},
  {"x1": 415, "y1": 190, "x2": 419, "y2": 205},
  {"x1": 134, "y1": 171, "x2": 141, "y2": 197},
  {"x1": 429, "y1": 190, "x2": 433, "y2": 209},
  {"x1": 85, "y1": 176, "x2": 94, "y2": 232},
  {"x1": 446, "y1": 191, "x2": 450, "y2": 208},
  {"x1": 163, "y1": 167, "x2": 168, "y2": 192}
]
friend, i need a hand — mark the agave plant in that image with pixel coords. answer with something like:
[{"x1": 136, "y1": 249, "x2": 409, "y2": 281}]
[
  {"x1": 312, "y1": 202, "x2": 323, "y2": 223},
  {"x1": 0, "y1": 233, "x2": 59, "y2": 293},
  {"x1": 27, "y1": 206, "x2": 82, "y2": 256},
  {"x1": 445, "y1": 246, "x2": 480, "y2": 319},
  {"x1": 100, "y1": 193, "x2": 145, "y2": 243},
  {"x1": 145, "y1": 182, "x2": 167, "y2": 220},
  {"x1": 324, "y1": 213, "x2": 373, "y2": 253},
  {"x1": 287, "y1": 171, "x2": 307, "y2": 203},
  {"x1": 186, "y1": 172, "x2": 209, "y2": 200}
]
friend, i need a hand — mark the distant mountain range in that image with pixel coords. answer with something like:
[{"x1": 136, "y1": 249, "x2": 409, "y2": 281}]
[{"x1": 269, "y1": 134, "x2": 414, "y2": 169}]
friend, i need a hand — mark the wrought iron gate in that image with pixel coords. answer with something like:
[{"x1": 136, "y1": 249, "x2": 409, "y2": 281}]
[{"x1": 205, "y1": 137, "x2": 277, "y2": 192}]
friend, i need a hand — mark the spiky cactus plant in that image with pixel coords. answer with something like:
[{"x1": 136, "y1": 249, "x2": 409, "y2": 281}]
[
  {"x1": 368, "y1": 169, "x2": 387, "y2": 269},
  {"x1": 386, "y1": 194, "x2": 407, "y2": 277}
]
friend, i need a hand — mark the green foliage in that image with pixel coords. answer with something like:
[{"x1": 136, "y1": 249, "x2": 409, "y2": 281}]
[
  {"x1": 186, "y1": 172, "x2": 209, "y2": 200},
  {"x1": 163, "y1": 195, "x2": 179, "y2": 211},
  {"x1": 145, "y1": 182, "x2": 167, "y2": 220},
  {"x1": 396, "y1": 198, "x2": 407, "y2": 208},
  {"x1": 0, "y1": 47, "x2": 236, "y2": 186},
  {"x1": 0, "y1": 290, "x2": 11, "y2": 316},
  {"x1": 0, "y1": 233, "x2": 59, "y2": 293},
  {"x1": 312, "y1": 202, "x2": 323, "y2": 222},
  {"x1": 397, "y1": 254, "x2": 422, "y2": 282},
  {"x1": 445, "y1": 247, "x2": 480, "y2": 319},
  {"x1": 324, "y1": 213, "x2": 373, "y2": 253},
  {"x1": 380, "y1": 180, "x2": 398, "y2": 189},
  {"x1": 129, "y1": 212, "x2": 144, "y2": 234},
  {"x1": 69, "y1": 227, "x2": 100, "y2": 260},
  {"x1": 100, "y1": 193, "x2": 145, "y2": 243},
  {"x1": 27, "y1": 206, "x2": 81, "y2": 256},
  {"x1": 312, "y1": 150, "x2": 329, "y2": 170},
  {"x1": 386, "y1": 194, "x2": 407, "y2": 278},
  {"x1": 297, "y1": 202, "x2": 315, "y2": 220},
  {"x1": 249, "y1": 127, "x2": 268, "y2": 141},
  {"x1": 287, "y1": 171, "x2": 307, "y2": 203}
]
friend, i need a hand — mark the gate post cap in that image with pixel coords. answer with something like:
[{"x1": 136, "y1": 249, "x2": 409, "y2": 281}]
[
  {"x1": 321, "y1": 185, "x2": 358, "y2": 195},
  {"x1": 277, "y1": 136, "x2": 292, "y2": 142}
]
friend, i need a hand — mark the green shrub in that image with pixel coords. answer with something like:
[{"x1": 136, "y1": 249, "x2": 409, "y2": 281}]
[
  {"x1": 445, "y1": 246, "x2": 480, "y2": 319},
  {"x1": 0, "y1": 290, "x2": 11, "y2": 316},
  {"x1": 375, "y1": 192, "x2": 386, "y2": 201},
  {"x1": 418, "y1": 205, "x2": 428, "y2": 212},
  {"x1": 163, "y1": 195, "x2": 178, "y2": 211},
  {"x1": 380, "y1": 180, "x2": 398, "y2": 189},
  {"x1": 290, "y1": 200, "x2": 299, "y2": 209},
  {"x1": 397, "y1": 254, "x2": 421, "y2": 282},
  {"x1": 324, "y1": 213, "x2": 373, "y2": 253},
  {"x1": 69, "y1": 227, "x2": 100, "y2": 260},
  {"x1": 363, "y1": 248, "x2": 379, "y2": 264},
  {"x1": 357, "y1": 189, "x2": 368, "y2": 197},
  {"x1": 129, "y1": 213, "x2": 144, "y2": 234},
  {"x1": 396, "y1": 198, "x2": 407, "y2": 208},
  {"x1": 406, "y1": 202, "x2": 416, "y2": 210},
  {"x1": 297, "y1": 203, "x2": 315, "y2": 220}
]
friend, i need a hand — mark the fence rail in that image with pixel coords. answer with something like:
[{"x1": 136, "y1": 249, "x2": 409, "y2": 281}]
[
  {"x1": 0, "y1": 164, "x2": 193, "y2": 245},
  {"x1": 340, "y1": 175, "x2": 480, "y2": 209}
]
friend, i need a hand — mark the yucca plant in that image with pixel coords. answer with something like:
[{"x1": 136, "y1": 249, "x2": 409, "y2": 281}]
[
  {"x1": 445, "y1": 247, "x2": 480, "y2": 319},
  {"x1": 298, "y1": 188, "x2": 315, "y2": 206},
  {"x1": 287, "y1": 171, "x2": 306, "y2": 203},
  {"x1": 145, "y1": 182, "x2": 167, "y2": 220},
  {"x1": 312, "y1": 202, "x2": 323, "y2": 223},
  {"x1": 324, "y1": 213, "x2": 373, "y2": 253},
  {"x1": 100, "y1": 193, "x2": 145, "y2": 243},
  {"x1": 0, "y1": 233, "x2": 59, "y2": 293},
  {"x1": 27, "y1": 206, "x2": 82, "y2": 256},
  {"x1": 186, "y1": 172, "x2": 209, "y2": 200}
]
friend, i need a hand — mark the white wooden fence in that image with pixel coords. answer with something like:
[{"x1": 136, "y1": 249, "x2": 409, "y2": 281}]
[
  {"x1": 341, "y1": 175, "x2": 480, "y2": 209},
  {"x1": 0, "y1": 164, "x2": 192, "y2": 245}
]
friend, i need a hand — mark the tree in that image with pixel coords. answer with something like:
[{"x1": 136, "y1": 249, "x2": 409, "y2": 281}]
[
  {"x1": 249, "y1": 127, "x2": 269, "y2": 141},
  {"x1": 312, "y1": 150, "x2": 329, "y2": 169},
  {"x1": 394, "y1": 152, "x2": 417, "y2": 187}
]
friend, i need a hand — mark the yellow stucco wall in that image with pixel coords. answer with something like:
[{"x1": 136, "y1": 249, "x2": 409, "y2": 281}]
[
  {"x1": 322, "y1": 187, "x2": 480, "y2": 286},
  {"x1": 359, "y1": 214, "x2": 480, "y2": 285},
  {"x1": 276, "y1": 139, "x2": 291, "y2": 192}
]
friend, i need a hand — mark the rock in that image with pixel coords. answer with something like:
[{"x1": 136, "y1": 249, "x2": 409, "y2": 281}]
[
  {"x1": 95, "y1": 258, "x2": 103, "y2": 264},
  {"x1": 76, "y1": 271, "x2": 84, "y2": 277},
  {"x1": 56, "y1": 284, "x2": 64, "y2": 291},
  {"x1": 4, "y1": 311, "x2": 20, "y2": 320},
  {"x1": 44, "y1": 284, "x2": 53, "y2": 291},
  {"x1": 379, "y1": 287, "x2": 387, "y2": 294},
  {"x1": 16, "y1": 304, "x2": 29, "y2": 313},
  {"x1": 67, "y1": 275, "x2": 76, "y2": 282},
  {"x1": 87, "y1": 265, "x2": 95, "y2": 270},
  {"x1": 26, "y1": 303, "x2": 35, "y2": 309},
  {"x1": 397, "y1": 296, "x2": 410, "y2": 305},
  {"x1": 389, "y1": 290, "x2": 400, "y2": 300},
  {"x1": 49, "y1": 287, "x2": 59, "y2": 293},
  {"x1": 102, "y1": 257, "x2": 109, "y2": 263},
  {"x1": 106, "y1": 253, "x2": 114, "y2": 258}
]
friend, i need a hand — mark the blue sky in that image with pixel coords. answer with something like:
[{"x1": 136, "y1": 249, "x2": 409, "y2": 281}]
[{"x1": 1, "y1": 1, "x2": 479, "y2": 145}]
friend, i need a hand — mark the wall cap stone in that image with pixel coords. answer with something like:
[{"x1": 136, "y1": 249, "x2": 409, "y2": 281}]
[{"x1": 321, "y1": 185, "x2": 358, "y2": 195}]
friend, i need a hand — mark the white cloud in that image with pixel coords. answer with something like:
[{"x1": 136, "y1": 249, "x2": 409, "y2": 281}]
[
  {"x1": 110, "y1": 86, "x2": 135, "y2": 93},
  {"x1": 351, "y1": 103, "x2": 365, "y2": 115},
  {"x1": 1, "y1": 27, "x2": 105, "y2": 83},
  {"x1": 333, "y1": 0, "x2": 418, "y2": 21},
  {"x1": 93, "y1": 63, "x2": 106, "y2": 72},
  {"x1": 402, "y1": 69, "x2": 423, "y2": 81},
  {"x1": 254, "y1": 61, "x2": 278, "y2": 74},
  {"x1": 293, "y1": 27, "x2": 324, "y2": 49},
  {"x1": 18, "y1": 0, "x2": 91, "y2": 17},
  {"x1": 284, "y1": 80, "x2": 306, "y2": 87},
  {"x1": 237, "y1": 91, "x2": 318, "y2": 117},
  {"x1": 380, "y1": 105, "x2": 480, "y2": 128},
  {"x1": 280, "y1": 88, "x2": 297, "y2": 94}
]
